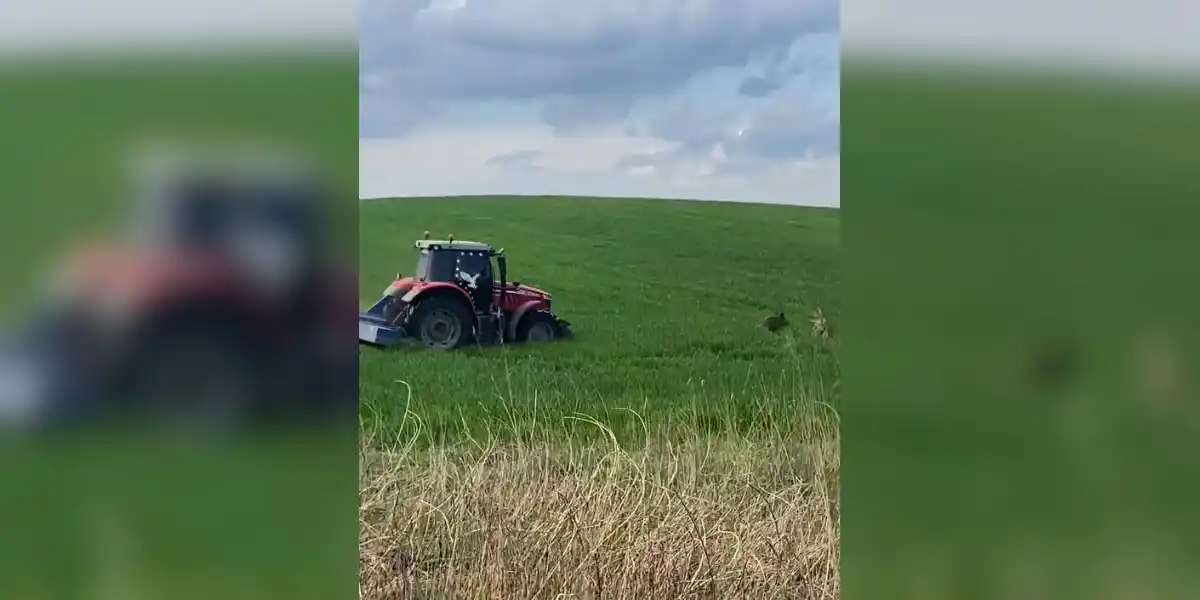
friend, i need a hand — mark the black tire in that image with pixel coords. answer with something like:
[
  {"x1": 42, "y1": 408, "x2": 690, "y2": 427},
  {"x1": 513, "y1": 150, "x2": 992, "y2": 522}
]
[
  {"x1": 118, "y1": 311, "x2": 261, "y2": 431},
  {"x1": 406, "y1": 295, "x2": 474, "y2": 350},
  {"x1": 515, "y1": 310, "x2": 560, "y2": 343}
]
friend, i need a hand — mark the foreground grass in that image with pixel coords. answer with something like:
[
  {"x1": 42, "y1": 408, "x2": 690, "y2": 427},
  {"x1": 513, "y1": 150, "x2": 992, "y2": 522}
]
[{"x1": 359, "y1": 402, "x2": 839, "y2": 599}]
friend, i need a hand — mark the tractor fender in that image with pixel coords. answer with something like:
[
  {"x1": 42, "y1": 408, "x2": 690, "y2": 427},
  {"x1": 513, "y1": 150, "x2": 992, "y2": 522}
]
[
  {"x1": 506, "y1": 301, "x2": 544, "y2": 341},
  {"x1": 405, "y1": 283, "x2": 473, "y2": 312},
  {"x1": 385, "y1": 277, "x2": 417, "y2": 300}
]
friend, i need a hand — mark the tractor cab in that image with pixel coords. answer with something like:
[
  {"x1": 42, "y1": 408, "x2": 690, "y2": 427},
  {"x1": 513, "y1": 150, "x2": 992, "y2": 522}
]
[
  {"x1": 132, "y1": 157, "x2": 326, "y2": 298},
  {"x1": 411, "y1": 238, "x2": 508, "y2": 314}
]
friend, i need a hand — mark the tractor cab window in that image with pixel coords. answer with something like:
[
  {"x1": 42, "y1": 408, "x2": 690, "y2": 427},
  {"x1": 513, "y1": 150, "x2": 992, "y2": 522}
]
[
  {"x1": 135, "y1": 173, "x2": 319, "y2": 256},
  {"x1": 414, "y1": 249, "x2": 457, "y2": 282},
  {"x1": 137, "y1": 178, "x2": 233, "y2": 249},
  {"x1": 414, "y1": 251, "x2": 431, "y2": 280}
]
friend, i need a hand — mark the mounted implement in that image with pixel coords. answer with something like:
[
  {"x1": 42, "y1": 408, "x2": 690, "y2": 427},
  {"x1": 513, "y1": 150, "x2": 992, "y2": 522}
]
[{"x1": 359, "y1": 235, "x2": 571, "y2": 350}]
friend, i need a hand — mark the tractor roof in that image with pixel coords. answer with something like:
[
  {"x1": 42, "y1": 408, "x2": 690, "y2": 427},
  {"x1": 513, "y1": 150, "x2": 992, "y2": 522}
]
[{"x1": 414, "y1": 239, "x2": 493, "y2": 252}]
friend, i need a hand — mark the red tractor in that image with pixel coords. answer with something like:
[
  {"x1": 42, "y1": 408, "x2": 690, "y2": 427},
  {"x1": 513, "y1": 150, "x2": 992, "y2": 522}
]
[
  {"x1": 0, "y1": 153, "x2": 358, "y2": 431},
  {"x1": 359, "y1": 235, "x2": 571, "y2": 350}
]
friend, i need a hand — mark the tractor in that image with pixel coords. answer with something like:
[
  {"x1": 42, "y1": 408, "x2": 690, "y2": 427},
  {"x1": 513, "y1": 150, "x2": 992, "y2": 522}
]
[
  {"x1": 0, "y1": 150, "x2": 357, "y2": 432},
  {"x1": 359, "y1": 235, "x2": 571, "y2": 350}
]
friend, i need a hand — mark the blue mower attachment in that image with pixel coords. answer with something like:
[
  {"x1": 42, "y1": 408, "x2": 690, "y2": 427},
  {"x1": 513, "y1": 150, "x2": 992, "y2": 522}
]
[
  {"x1": 358, "y1": 295, "x2": 410, "y2": 347},
  {"x1": 0, "y1": 312, "x2": 85, "y2": 430}
]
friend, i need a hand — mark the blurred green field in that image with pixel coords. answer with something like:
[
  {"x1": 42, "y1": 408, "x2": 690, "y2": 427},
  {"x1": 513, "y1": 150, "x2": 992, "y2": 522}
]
[
  {"x1": 0, "y1": 54, "x2": 359, "y2": 600},
  {"x1": 359, "y1": 196, "x2": 841, "y2": 445},
  {"x1": 844, "y1": 61, "x2": 1200, "y2": 599}
]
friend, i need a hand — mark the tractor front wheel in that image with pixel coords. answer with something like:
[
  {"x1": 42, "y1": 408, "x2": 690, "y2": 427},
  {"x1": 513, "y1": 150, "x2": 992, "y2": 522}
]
[
  {"x1": 407, "y1": 296, "x2": 473, "y2": 350},
  {"x1": 516, "y1": 310, "x2": 560, "y2": 343},
  {"x1": 119, "y1": 310, "x2": 260, "y2": 431}
]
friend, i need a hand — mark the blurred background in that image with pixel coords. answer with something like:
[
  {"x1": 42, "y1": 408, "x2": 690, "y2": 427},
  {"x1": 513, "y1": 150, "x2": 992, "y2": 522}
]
[
  {"x1": 843, "y1": 0, "x2": 1200, "y2": 598},
  {"x1": 0, "y1": 1, "x2": 357, "y2": 598}
]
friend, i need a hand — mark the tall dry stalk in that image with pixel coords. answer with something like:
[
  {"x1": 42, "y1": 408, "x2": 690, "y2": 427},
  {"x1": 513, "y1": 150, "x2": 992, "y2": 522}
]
[{"x1": 360, "y1": 415, "x2": 839, "y2": 599}]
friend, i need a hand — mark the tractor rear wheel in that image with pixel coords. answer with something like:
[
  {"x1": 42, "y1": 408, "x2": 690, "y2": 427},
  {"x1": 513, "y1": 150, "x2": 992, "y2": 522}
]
[
  {"x1": 516, "y1": 310, "x2": 559, "y2": 343},
  {"x1": 407, "y1": 296, "x2": 473, "y2": 350}
]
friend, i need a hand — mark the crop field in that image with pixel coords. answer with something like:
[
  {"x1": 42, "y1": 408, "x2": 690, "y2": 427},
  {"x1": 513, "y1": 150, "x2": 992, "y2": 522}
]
[{"x1": 358, "y1": 195, "x2": 841, "y2": 599}]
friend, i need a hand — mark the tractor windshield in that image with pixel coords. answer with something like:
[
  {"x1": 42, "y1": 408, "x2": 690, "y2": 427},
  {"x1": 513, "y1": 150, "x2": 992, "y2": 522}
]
[{"x1": 413, "y1": 249, "x2": 457, "y2": 282}]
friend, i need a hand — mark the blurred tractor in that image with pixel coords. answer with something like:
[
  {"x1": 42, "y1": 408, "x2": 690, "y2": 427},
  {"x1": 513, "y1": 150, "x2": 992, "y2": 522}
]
[
  {"x1": 359, "y1": 234, "x2": 571, "y2": 350},
  {"x1": 0, "y1": 149, "x2": 357, "y2": 432}
]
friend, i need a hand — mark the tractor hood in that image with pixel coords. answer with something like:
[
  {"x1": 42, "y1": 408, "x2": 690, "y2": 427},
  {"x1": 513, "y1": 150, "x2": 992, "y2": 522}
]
[
  {"x1": 46, "y1": 242, "x2": 237, "y2": 309},
  {"x1": 381, "y1": 277, "x2": 551, "y2": 300},
  {"x1": 506, "y1": 283, "x2": 551, "y2": 299}
]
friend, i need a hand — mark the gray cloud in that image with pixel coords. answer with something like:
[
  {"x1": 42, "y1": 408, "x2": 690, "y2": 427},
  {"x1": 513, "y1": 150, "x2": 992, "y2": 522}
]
[
  {"x1": 615, "y1": 152, "x2": 663, "y2": 170},
  {"x1": 738, "y1": 31, "x2": 839, "y2": 98},
  {"x1": 538, "y1": 95, "x2": 640, "y2": 134},
  {"x1": 485, "y1": 149, "x2": 545, "y2": 173},
  {"x1": 638, "y1": 30, "x2": 840, "y2": 165},
  {"x1": 734, "y1": 93, "x2": 839, "y2": 160},
  {"x1": 737, "y1": 76, "x2": 780, "y2": 98},
  {"x1": 640, "y1": 102, "x2": 735, "y2": 152},
  {"x1": 633, "y1": 80, "x2": 838, "y2": 175},
  {"x1": 360, "y1": 0, "x2": 839, "y2": 134}
]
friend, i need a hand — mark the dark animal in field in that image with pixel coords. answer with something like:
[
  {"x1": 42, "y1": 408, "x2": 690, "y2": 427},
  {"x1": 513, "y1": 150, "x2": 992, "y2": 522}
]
[{"x1": 759, "y1": 312, "x2": 788, "y2": 333}]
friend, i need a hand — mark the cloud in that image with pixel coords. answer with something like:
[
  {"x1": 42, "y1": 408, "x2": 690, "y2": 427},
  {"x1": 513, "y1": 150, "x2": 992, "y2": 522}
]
[
  {"x1": 538, "y1": 95, "x2": 640, "y2": 134},
  {"x1": 485, "y1": 149, "x2": 544, "y2": 172},
  {"x1": 360, "y1": 0, "x2": 839, "y2": 134},
  {"x1": 636, "y1": 35, "x2": 840, "y2": 171},
  {"x1": 360, "y1": 0, "x2": 841, "y2": 206},
  {"x1": 737, "y1": 76, "x2": 781, "y2": 98}
]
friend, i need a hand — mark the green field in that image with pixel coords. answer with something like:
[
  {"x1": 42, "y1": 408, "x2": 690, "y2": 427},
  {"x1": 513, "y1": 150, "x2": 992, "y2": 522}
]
[{"x1": 358, "y1": 195, "x2": 841, "y2": 446}]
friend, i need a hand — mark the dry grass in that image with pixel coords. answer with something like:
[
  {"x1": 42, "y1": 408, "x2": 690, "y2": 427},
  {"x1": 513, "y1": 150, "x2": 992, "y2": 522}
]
[{"x1": 359, "y1": 414, "x2": 839, "y2": 600}]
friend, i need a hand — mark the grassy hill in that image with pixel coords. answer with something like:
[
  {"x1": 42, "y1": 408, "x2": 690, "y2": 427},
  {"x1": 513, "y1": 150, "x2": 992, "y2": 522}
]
[{"x1": 358, "y1": 195, "x2": 841, "y2": 446}]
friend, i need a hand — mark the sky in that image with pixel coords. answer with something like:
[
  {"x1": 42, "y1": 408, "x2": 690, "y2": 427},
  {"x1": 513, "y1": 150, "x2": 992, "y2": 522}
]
[{"x1": 358, "y1": 0, "x2": 842, "y2": 206}]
